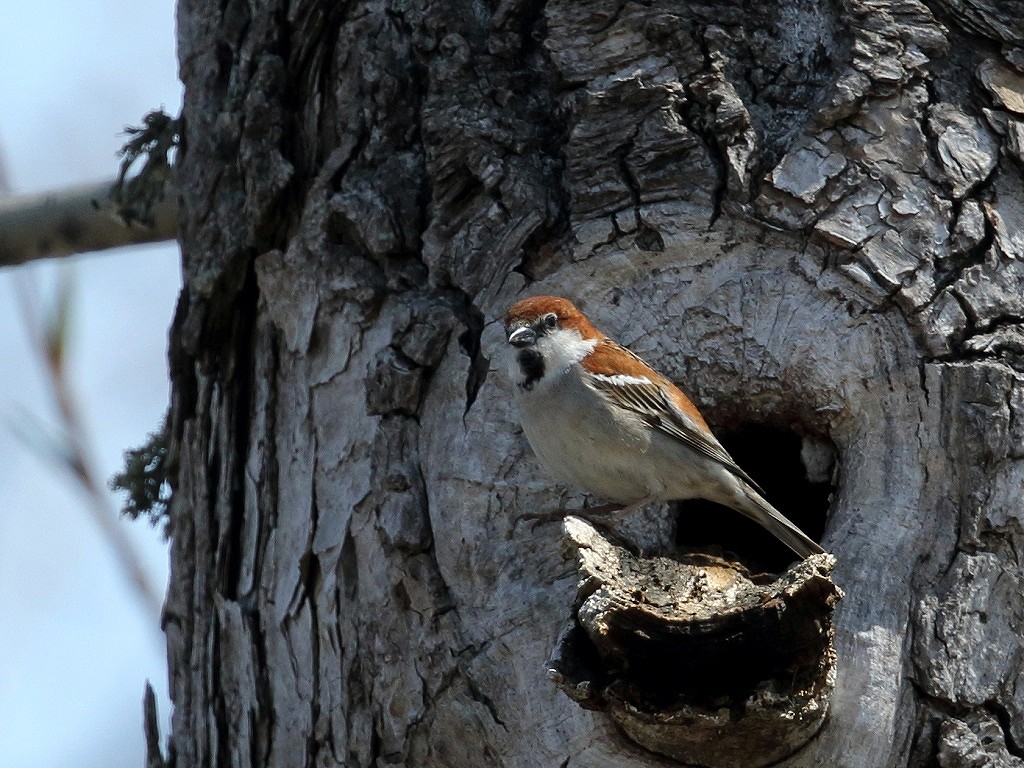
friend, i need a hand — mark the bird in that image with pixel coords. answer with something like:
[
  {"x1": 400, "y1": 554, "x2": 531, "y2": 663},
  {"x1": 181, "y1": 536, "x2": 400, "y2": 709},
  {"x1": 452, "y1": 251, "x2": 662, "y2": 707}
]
[{"x1": 503, "y1": 294, "x2": 825, "y2": 560}]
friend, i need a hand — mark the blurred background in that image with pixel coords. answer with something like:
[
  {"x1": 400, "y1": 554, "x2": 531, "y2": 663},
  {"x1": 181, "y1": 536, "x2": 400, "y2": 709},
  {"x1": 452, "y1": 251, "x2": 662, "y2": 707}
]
[{"x1": 0, "y1": 1, "x2": 181, "y2": 766}]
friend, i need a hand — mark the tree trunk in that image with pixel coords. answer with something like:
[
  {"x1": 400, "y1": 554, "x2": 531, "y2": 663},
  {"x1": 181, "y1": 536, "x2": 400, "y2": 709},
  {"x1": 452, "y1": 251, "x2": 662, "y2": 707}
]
[{"x1": 164, "y1": 0, "x2": 1024, "y2": 766}]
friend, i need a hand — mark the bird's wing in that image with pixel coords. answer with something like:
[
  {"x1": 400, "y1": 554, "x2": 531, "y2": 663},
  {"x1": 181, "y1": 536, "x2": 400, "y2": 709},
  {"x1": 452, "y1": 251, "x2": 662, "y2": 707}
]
[{"x1": 587, "y1": 370, "x2": 765, "y2": 494}]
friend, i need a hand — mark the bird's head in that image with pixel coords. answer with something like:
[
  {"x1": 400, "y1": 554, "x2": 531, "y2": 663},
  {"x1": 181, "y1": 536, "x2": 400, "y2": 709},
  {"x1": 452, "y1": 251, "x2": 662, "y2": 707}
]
[{"x1": 503, "y1": 296, "x2": 602, "y2": 391}]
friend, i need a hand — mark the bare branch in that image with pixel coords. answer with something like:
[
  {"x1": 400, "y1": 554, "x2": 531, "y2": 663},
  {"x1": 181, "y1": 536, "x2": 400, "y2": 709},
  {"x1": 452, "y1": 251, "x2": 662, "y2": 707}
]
[{"x1": 0, "y1": 180, "x2": 178, "y2": 269}]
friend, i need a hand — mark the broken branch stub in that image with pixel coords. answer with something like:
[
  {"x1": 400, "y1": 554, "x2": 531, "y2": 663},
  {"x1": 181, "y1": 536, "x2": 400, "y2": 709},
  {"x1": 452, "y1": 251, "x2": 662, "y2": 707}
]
[{"x1": 549, "y1": 516, "x2": 841, "y2": 767}]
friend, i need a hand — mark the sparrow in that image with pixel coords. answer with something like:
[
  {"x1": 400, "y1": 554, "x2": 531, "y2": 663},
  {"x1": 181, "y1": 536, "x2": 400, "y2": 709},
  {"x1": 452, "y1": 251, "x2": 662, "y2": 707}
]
[{"x1": 503, "y1": 295, "x2": 825, "y2": 560}]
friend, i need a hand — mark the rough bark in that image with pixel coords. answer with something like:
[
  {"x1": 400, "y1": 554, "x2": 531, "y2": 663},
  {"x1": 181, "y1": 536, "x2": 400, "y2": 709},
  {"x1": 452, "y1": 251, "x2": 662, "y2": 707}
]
[{"x1": 164, "y1": 0, "x2": 1024, "y2": 766}]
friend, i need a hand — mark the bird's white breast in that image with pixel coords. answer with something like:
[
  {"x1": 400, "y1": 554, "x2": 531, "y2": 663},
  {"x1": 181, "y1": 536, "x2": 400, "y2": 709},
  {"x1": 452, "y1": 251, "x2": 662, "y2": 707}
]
[
  {"x1": 508, "y1": 329, "x2": 732, "y2": 505},
  {"x1": 509, "y1": 332, "x2": 658, "y2": 503}
]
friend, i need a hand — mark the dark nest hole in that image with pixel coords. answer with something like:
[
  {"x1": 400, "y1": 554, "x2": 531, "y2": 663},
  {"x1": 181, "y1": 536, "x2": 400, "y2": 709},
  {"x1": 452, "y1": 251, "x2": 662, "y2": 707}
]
[
  {"x1": 594, "y1": 595, "x2": 832, "y2": 710},
  {"x1": 676, "y1": 424, "x2": 835, "y2": 574}
]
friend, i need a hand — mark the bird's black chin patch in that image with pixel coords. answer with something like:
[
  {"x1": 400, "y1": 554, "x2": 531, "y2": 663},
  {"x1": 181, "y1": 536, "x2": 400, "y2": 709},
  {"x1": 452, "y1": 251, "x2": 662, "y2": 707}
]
[{"x1": 518, "y1": 348, "x2": 545, "y2": 391}]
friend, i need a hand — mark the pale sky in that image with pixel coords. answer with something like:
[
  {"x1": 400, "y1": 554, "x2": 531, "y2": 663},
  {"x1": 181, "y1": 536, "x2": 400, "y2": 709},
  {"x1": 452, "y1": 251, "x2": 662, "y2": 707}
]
[{"x1": 0, "y1": 2, "x2": 182, "y2": 766}]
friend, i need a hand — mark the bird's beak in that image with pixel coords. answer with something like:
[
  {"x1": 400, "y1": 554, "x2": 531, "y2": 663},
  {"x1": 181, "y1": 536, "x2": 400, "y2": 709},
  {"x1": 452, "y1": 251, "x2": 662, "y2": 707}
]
[{"x1": 507, "y1": 325, "x2": 537, "y2": 348}]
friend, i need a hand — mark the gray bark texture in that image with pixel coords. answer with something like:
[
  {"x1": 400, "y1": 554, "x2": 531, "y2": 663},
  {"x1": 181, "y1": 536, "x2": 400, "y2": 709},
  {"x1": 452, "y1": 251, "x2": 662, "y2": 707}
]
[{"x1": 164, "y1": 0, "x2": 1024, "y2": 766}]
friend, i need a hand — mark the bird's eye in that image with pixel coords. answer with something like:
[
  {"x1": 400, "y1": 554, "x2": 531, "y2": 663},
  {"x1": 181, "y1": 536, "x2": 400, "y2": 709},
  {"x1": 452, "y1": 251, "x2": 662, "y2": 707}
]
[{"x1": 543, "y1": 313, "x2": 557, "y2": 329}]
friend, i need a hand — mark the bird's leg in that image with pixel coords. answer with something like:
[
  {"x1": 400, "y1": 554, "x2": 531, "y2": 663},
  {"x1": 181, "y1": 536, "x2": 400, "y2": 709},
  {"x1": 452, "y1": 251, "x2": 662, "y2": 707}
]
[
  {"x1": 513, "y1": 509, "x2": 562, "y2": 529},
  {"x1": 513, "y1": 498, "x2": 653, "y2": 532},
  {"x1": 580, "y1": 502, "x2": 627, "y2": 517},
  {"x1": 588, "y1": 497, "x2": 654, "y2": 520},
  {"x1": 513, "y1": 501, "x2": 626, "y2": 531},
  {"x1": 513, "y1": 506, "x2": 600, "y2": 530}
]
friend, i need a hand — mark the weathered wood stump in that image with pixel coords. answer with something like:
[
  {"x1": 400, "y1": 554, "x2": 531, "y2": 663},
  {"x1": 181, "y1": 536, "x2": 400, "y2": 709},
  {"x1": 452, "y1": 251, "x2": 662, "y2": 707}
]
[{"x1": 550, "y1": 516, "x2": 841, "y2": 767}]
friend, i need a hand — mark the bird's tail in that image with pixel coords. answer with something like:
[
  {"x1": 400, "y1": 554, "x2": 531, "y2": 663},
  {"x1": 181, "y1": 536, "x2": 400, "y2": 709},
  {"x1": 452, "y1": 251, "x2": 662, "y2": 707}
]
[{"x1": 733, "y1": 488, "x2": 826, "y2": 559}]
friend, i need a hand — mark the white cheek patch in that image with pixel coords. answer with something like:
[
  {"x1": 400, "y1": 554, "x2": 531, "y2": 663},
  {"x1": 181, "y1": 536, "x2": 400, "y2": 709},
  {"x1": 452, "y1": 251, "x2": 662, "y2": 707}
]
[{"x1": 535, "y1": 328, "x2": 597, "y2": 377}]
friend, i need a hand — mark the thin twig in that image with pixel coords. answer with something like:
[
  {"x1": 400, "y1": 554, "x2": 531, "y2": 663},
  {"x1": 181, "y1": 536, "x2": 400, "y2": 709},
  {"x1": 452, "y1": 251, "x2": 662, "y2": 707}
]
[{"x1": 12, "y1": 271, "x2": 164, "y2": 625}]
